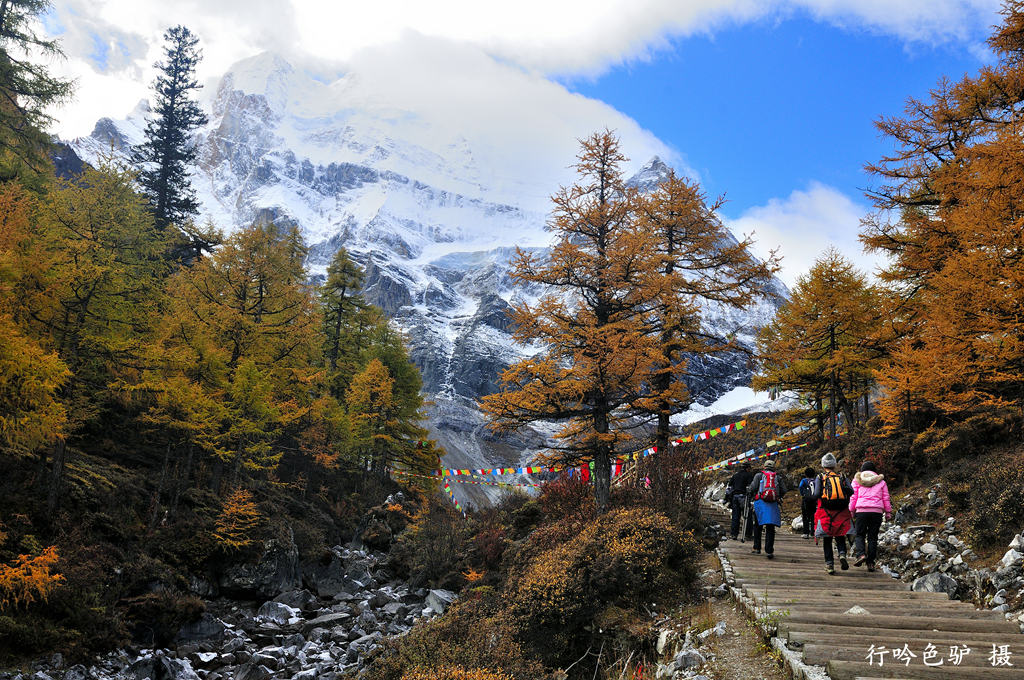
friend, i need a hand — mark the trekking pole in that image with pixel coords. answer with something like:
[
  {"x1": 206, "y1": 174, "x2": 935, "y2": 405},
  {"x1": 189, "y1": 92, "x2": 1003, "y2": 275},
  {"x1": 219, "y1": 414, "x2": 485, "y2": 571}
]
[{"x1": 739, "y1": 497, "x2": 747, "y2": 543}]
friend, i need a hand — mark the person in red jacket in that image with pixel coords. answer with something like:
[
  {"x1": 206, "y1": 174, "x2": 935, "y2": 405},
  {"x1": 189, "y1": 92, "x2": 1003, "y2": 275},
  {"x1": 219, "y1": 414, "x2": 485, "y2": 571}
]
[
  {"x1": 811, "y1": 452, "x2": 854, "y2": 575},
  {"x1": 849, "y1": 461, "x2": 892, "y2": 572}
]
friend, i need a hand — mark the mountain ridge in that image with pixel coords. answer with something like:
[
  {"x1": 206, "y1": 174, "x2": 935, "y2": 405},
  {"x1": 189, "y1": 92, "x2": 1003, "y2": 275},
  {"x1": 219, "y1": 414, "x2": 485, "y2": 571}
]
[{"x1": 69, "y1": 51, "x2": 788, "y2": 507}]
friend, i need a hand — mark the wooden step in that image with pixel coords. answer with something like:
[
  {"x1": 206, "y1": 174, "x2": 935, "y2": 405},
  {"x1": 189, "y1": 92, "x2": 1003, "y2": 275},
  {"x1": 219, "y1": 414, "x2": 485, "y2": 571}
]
[
  {"x1": 781, "y1": 612, "x2": 1018, "y2": 633},
  {"x1": 780, "y1": 622, "x2": 1023, "y2": 641},
  {"x1": 743, "y1": 586, "x2": 943, "y2": 600},
  {"x1": 762, "y1": 605, "x2": 1001, "y2": 619},
  {"x1": 789, "y1": 630, "x2": 1024, "y2": 648},
  {"x1": 828, "y1": 659, "x2": 1022, "y2": 679},
  {"x1": 736, "y1": 577, "x2": 911, "y2": 590},
  {"x1": 805, "y1": 643, "x2": 1024, "y2": 666}
]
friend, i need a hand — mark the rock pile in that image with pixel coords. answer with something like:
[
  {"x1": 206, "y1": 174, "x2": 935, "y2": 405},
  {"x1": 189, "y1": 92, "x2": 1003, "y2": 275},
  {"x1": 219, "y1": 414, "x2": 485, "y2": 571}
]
[
  {"x1": 877, "y1": 487, "x2": 1024, "y2": 632},
  {"x1": 1, "y1": 543, "x2": 456, "y2": 680}
]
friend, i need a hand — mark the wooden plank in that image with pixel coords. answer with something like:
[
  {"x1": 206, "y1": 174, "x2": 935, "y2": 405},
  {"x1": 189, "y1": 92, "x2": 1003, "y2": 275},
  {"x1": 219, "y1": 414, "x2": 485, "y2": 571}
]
[
  {"x1": 805, "y1": 643, "x2": 1024, "y2": 666},
  {"x1": 743, "y1": 586, "x2": 944, "y2": 600},
  {"x1": 827, "y1": 659, "x2": 1023, "y2": 680},
  {"x1": 759, "y1": 604, "x2": 1001, "y2": 617},
  {"x1": 789, "y1": 630, "x2": 1024, "y2": 647},
  {"x1": 780, "y1": 622, "x2": 1023, "y2": 642},
  {"x1": 781, "y1": 612, "x2": 1018, "y2": 633}
]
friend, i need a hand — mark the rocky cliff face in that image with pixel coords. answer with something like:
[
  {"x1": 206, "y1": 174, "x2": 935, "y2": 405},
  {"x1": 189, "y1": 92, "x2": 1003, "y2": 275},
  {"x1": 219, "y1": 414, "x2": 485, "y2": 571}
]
[{"x1": 70, "y1": 52, "x2": 786, "y2": 508}]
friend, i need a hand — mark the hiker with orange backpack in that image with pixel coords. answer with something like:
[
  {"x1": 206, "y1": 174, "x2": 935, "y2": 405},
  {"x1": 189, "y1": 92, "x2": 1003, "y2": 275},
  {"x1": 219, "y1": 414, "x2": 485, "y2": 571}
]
[
  {"x1": 746, "y1": 458, "x2": 787, "y2": 559},
  {"x1": 812, "y1": 452, "x2": 855, "y2": 574}
]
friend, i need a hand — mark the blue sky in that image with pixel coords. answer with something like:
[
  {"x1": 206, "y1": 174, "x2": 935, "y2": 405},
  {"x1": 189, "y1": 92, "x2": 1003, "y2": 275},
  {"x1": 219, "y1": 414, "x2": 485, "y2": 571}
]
[
  {"x1": 47, "y1": 0, "x2": 1000, "y2": 283},
  {"x1": 566, "y1": 14, "x2": 986, "y2": 219}
]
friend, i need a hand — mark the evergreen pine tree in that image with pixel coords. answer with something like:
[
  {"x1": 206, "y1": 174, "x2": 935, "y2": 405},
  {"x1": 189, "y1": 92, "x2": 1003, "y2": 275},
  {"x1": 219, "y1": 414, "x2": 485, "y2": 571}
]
[
  {"x1": 0, "y1": 0, "x2": 74, "y2": 185},
  {"x1": 321, "y1": 247, "x2": 367, "y2": 396},
  {"x1": 133, "y1": 26, "x2": 208, "y2": 246}
]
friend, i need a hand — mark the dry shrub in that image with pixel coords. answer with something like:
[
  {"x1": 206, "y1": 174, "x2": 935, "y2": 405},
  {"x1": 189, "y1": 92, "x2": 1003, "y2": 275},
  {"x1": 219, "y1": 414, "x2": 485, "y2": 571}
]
[
  {"x1": 213, "y1": 488, "x2": 263, "y2": 551},
  {"x1": 538, "y1": 476, "x2": 595, "y2": 522},
  {"x1": 402, "y1": 667, "x2": 514, "y2": 680},
  {"x1": 945, "y1": 449, "x2": 1024, "y2": 548},
  {"x1": 505, "y1": 507, "x2": 699, "y2": 665},
  {"x1": 365, "y1": 587, "x2": 551, "y2": 680},
  {"x1": 389, "y1": 495, "x2": 472, "y2": 587},
  {"x1": 0, "y1": 546, "x2": 64, "y2": 610},
  {"x1": 472, "y1": 526, "x2": 506, "y2": 571}
]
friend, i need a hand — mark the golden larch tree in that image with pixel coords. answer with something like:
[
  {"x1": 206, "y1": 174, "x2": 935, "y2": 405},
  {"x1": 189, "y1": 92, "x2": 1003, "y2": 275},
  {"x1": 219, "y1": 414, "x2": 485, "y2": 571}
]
[
  {"x1": 753, "y1": 249, "x2": 883, "y2": 438},
  {"x1": 481, "y1": 131, "x2": 664, "y2": 510},
  {"x1": 862, "y1": 0, "x2": 1024, "y2": 422}
]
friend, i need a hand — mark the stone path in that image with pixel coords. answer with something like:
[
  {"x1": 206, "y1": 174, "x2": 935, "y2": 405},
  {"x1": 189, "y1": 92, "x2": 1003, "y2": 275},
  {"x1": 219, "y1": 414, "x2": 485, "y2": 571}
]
[{"x1": 705, "y1": 503, "x2": 1024, "y2": 679}]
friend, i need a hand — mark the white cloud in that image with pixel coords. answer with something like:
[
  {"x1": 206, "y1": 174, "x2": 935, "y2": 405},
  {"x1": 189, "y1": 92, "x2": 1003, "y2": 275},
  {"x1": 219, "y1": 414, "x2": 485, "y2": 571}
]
[
  {"x1": 727, "y1": 181, "x2": 885, "y2": 287},
  {"x1": 47, "y1": 0, "x2": 1001, "y2": 139}
]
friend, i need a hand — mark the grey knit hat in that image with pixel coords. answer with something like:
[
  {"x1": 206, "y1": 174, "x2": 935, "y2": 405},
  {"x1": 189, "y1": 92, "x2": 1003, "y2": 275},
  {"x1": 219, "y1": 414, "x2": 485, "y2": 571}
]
[{"x1": 821, "y1": 452, "x2": 838, "y2": 469}]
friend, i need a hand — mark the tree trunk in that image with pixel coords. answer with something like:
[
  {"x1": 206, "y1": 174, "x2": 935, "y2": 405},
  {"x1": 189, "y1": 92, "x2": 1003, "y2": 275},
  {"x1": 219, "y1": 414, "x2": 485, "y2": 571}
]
[
  {"x1": 46, "y1": 437, "x2": 67, "y2": 518},
  {"x1": 593, "y1": 409, "x2": 611, "y2": 512},
  {"x1": 149, "y1": 442, "x2": 172, "y2": 531},
  {"x1": 837, "y1": 388, "x2": 856, "y2": 433},
  {"x1": 170, "y1": 440, "x2": 194, "y2": 520},
  {"x1": 35, "y1": 446, "x2": 48, "y2": 491},
  {"x1": 829, "y1": 326, "x2": 837, "y2": 441},
  {"x1": 815, "y1": 393, "x2": 824, "y2": 440}
]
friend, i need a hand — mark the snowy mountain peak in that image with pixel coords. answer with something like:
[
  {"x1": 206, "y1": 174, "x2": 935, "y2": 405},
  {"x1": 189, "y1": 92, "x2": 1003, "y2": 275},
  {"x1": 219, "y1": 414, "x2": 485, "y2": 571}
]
[
  {"x1": 68, "y1": 55, "x2": 787, "y2": 508},
  {"x1": 626, "y1": 155, "x2": 674, "y2": 192}
]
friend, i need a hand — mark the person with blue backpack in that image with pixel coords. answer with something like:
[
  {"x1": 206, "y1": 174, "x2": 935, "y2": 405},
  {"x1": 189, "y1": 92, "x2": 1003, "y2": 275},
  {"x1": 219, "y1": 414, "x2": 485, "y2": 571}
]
[
  {"x1": 746, "y1": 458, "x2": 787, "y2": 558},
  {"x1": 798, "y1": 467, "x2": 816, "y2": 539}
]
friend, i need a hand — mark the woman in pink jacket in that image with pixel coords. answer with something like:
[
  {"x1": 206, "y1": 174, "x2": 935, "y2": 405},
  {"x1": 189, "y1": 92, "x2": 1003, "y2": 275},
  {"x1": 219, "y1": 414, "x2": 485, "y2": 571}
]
[{"x1": 849, "y1": 461, "x2": 891, "y2": 571}]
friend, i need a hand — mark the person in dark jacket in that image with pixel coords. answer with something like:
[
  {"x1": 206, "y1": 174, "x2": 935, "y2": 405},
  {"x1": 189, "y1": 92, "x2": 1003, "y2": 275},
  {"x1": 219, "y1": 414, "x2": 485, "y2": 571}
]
[
  {"x1": 747, "y1": 458, "x2": 787, "y2": 558},
  {"x1": 798, "y1": 467, "x2": 816, "y2": 540},
  {"x1": 812, "y1": 452, "x2": 855, "y2": 574},
  {"x1": 725, "y1": 461, "x2": 755, "y2": 540}
]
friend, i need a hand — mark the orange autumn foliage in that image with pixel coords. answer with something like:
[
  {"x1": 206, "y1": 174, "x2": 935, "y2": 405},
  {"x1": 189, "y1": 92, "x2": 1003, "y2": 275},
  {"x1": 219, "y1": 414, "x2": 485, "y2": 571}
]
[
  {"x1": 863, "y1": 1, "x2": 1024, "y2": 422},
  {"x1": 213, "y1": 488, "x2": 263, "y2": 551},
  {"x1": 402, "y1": 669, "x2": 513, "y2": 680},
  {"x1": 0, "y1": 545, "x2": 64, "y2": 610},
  {"x1": 481, "y1": 132, "x2": 663, "y2": 510},
  {"x1": 461, "y1": 567, "x2": 485, "y2": 583}
]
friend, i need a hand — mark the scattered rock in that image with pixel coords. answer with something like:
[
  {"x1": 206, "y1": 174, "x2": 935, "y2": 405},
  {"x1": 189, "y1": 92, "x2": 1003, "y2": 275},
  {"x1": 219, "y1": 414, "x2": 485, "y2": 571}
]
[
  {"x1": 256, "y1": 601, "x2": 297, "y2": 625},
  {"x1": 127, "y1": 653, "x2": 200, "y2": 680},
  {"x1": 176, "y1": 613, "x2": 226, "y2": 642},
  {"x1": 219, "y1": 536, "x2": 301, "y2": 599},
  {"x1": 232, "y1": 661, "x2": 271, "y2": 680},
  {"x1": 425, "y1": 589, "x2": 457, "y2": 615},
  {"x1": 301, "y1": 612, "x2": 351, "y2": 635},
  {"x1": 273, "y1": 589, "x2": 318, "y2": 612},
  {"x1": 1001, "y1": 549, "x2": 1023, "y2": 568},
  {"x1": 673, "y1": 648, "x2": 706, "y2": 671},
  {"x1": 912, "y1": 572, "x2": 958, "y2": 598}
]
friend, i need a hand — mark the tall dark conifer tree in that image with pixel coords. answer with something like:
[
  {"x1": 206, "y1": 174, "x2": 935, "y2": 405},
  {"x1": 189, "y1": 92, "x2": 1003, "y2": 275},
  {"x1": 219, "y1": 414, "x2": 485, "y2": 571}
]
[
  {"x1": 0, "y1": 0, "x2": 74, "y2": 186},
  {"x1": 133, "y1": 25, "x2": 208, "y2": 247}
]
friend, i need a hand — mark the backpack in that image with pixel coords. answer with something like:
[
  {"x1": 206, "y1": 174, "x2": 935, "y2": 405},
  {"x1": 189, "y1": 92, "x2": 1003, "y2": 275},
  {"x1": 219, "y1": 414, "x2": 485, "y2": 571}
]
[
  {"x1": 799, "y1": 477, "x2": 813, "y2": 498},
  {"x1": 756, "y1": 471, "x2": 779, "y2": 502},
  {"x1": 820, "y1": 471, "x2": 849, "y2": 509}
]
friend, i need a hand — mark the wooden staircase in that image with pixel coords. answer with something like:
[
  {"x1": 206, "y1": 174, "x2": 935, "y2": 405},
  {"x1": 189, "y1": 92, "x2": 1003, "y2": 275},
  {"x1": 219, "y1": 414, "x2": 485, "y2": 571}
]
[{"x1": 704, "y1": 502, "x2": 1023, "y2": 679}]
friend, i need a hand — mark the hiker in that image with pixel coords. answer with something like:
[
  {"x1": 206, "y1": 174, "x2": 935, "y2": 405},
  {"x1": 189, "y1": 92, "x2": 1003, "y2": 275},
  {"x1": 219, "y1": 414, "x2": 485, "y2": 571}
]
[
  {"x1": 850, "y1": 461, "x2": 892, "y2": 572},
  {"x1": 812, "y1": 452, "x2": 854, "y2": 574},
  {"x1": 798, "y1": 467, "x2": 816, "y2": 540},
  {"x1": 725, "y1": 461, "x2": 755, "y2": 540},
  {"x1": 747, "y1": 458, "x2": 787, "y2": 558}
]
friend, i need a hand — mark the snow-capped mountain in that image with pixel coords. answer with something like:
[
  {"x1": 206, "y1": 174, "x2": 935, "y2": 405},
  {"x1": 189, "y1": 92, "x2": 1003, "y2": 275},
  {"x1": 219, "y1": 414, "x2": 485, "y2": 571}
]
[{"x1": 70, "y1": 52, "x2": 787, "y2": 508}]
